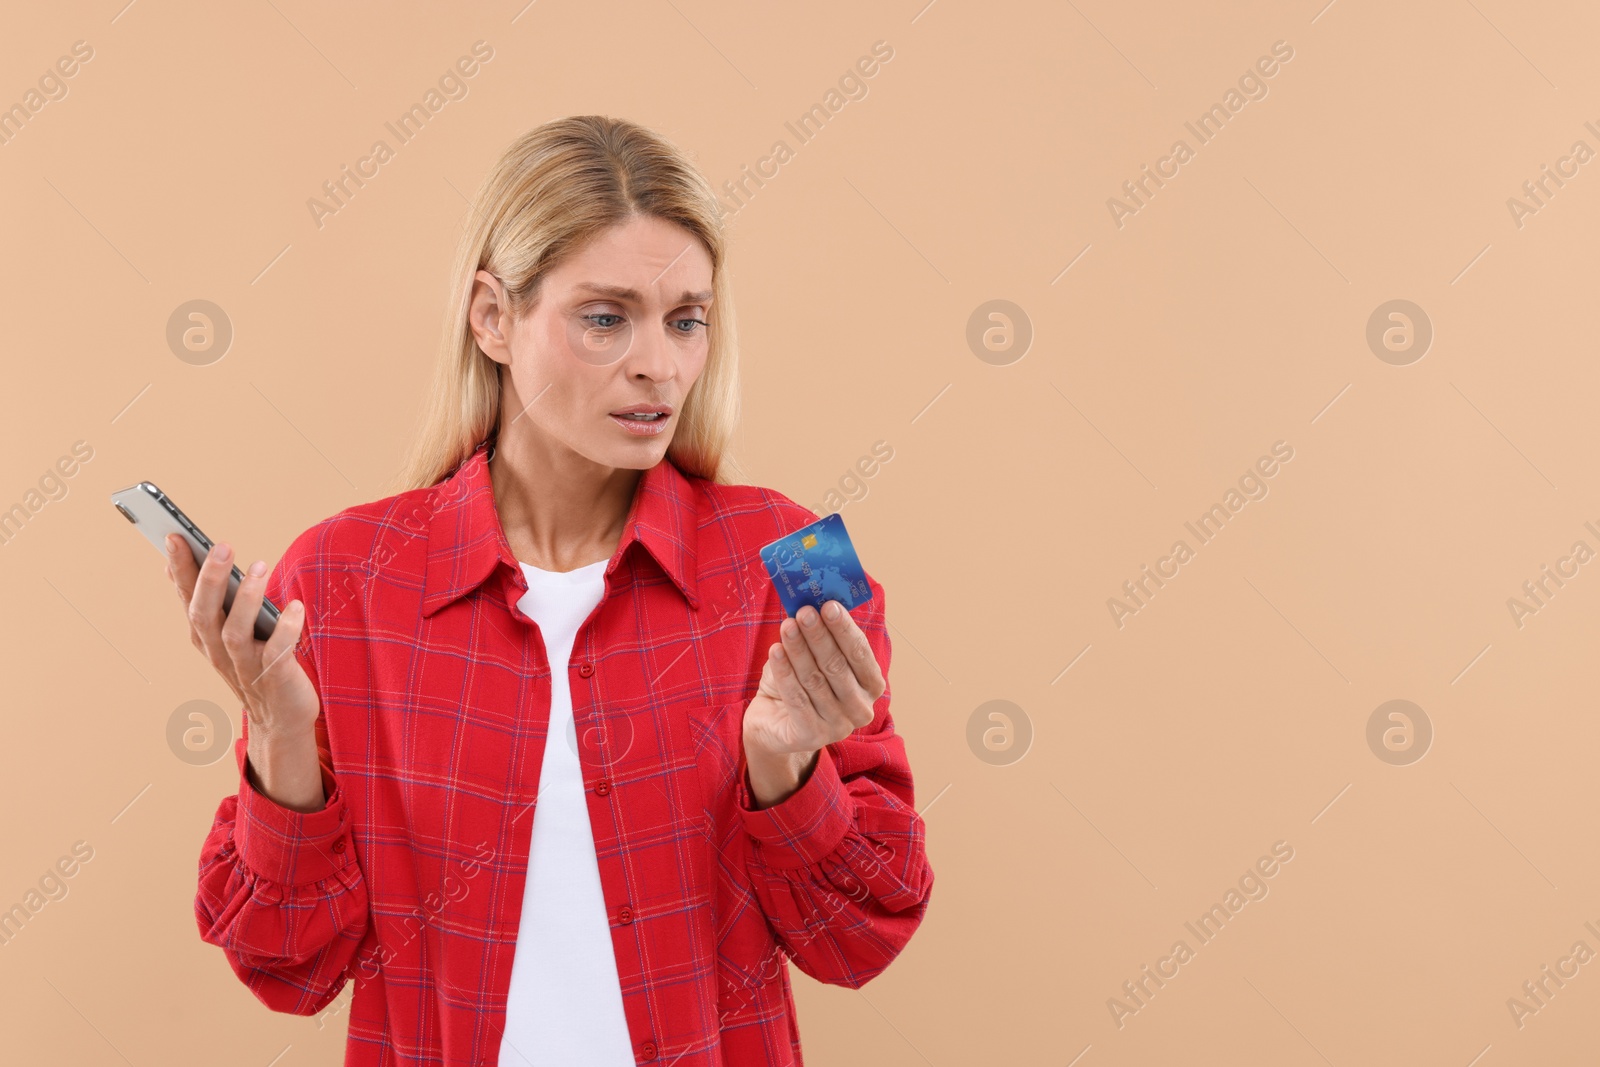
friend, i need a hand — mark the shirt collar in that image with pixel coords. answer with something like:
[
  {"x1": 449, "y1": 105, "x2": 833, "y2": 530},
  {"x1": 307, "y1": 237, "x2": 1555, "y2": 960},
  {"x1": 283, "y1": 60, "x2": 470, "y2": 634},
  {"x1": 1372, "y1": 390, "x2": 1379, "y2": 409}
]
[{"x1": 421, "y1": 439, "x2": 702, "y2": 616}]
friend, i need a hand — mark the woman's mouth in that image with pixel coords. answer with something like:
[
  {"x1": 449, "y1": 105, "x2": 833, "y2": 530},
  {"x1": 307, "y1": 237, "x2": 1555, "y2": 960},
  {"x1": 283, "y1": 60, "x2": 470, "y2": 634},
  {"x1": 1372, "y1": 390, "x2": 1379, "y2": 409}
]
[{"x1": 609, "y1": 411, "x2": 670, "y2": 436}]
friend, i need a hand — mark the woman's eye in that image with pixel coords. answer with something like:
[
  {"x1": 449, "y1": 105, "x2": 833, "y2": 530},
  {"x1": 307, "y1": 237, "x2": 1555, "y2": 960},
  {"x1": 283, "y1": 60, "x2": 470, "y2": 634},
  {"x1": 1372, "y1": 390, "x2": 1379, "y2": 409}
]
[
  {"x1": 673, "y1": 318, "x2": 708, "y2": 334},
  {"x1": 583, "y1": 313, "x2": 625, "y2": 330}
]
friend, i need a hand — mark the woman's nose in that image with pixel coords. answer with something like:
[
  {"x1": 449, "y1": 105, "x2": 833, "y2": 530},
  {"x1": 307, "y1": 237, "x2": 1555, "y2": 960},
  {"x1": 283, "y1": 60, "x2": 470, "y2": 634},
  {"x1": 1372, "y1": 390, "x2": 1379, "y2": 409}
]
[{"x1": 624, "y1": 323, "x2": 677, "y2": 380}]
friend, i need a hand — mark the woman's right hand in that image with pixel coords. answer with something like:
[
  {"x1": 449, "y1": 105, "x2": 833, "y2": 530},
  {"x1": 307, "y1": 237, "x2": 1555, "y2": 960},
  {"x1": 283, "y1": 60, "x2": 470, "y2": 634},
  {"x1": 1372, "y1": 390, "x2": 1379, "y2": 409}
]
[{"x1": 164, "y1": 534, "x2": 321, "y2": 744}]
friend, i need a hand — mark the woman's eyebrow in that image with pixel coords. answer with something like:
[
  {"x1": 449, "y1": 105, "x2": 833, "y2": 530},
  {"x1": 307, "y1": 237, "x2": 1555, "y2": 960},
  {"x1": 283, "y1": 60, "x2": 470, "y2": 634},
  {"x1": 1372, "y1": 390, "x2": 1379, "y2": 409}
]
[{"x1": 573, "y1": 282, "x2": 712, "y2": 304}]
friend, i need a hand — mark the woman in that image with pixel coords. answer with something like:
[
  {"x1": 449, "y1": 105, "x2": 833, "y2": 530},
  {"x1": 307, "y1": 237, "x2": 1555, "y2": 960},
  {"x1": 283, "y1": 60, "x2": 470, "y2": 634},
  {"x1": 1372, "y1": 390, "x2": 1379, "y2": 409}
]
[{"x1": 173, "y1": 116, "x2": 934, "y2": 1066}]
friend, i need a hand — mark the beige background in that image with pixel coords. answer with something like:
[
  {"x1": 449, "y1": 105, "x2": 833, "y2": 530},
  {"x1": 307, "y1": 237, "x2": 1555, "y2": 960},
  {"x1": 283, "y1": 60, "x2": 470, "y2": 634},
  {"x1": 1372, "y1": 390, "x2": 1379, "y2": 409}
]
[{"x1": 2, "y1": 0, "x2": 1597, "y2": 1063}]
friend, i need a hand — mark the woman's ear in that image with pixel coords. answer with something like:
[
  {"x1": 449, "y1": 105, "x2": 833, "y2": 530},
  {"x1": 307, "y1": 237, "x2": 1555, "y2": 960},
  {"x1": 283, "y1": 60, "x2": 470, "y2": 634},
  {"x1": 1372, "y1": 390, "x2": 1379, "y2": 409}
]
[{"x1": 469, "y1": 269, "x2": 513, "y2": 366}]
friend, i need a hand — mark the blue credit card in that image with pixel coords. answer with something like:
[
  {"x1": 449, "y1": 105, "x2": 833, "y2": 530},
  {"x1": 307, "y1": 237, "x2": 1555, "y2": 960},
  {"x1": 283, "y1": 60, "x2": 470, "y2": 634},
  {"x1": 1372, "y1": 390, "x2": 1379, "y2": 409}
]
[{"x1": 758, "y1": 512, "x2": 873, "y2": 618}]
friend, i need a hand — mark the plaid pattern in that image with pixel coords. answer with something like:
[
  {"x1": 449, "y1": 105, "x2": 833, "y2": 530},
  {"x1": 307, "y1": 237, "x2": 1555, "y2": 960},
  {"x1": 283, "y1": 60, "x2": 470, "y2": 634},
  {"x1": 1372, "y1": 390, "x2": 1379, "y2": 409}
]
[{"x1": 194, "y1": 439, "x2": 934, "y2": 1065}]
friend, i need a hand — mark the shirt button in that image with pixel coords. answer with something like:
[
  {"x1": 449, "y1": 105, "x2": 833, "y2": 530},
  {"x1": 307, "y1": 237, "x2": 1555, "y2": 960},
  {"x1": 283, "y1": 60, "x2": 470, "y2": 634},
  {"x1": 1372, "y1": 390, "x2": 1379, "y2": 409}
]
[
  {"x1": 595, "y1": 779, "x2": 611, "y2": 796},
  {"x1": 617, "y1": 905, "x2": 634, "y2": 925},
  {"x1": 640, "y1": 1040, "x2": 657, "y2": 1059},
  {"x1": 331, "y1": 838, "x2": 347, "y2": 853},
  {"x1": 577, "y1": 661, "x2": 594, "y2": 678}
]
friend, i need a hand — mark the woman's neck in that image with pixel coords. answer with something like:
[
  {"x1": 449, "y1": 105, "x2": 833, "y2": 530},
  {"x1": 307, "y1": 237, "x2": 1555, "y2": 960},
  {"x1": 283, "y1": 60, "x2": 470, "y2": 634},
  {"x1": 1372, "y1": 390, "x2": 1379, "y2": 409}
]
[{"x1": 487, "y1": 428, "x2": 642, "y2": 573}]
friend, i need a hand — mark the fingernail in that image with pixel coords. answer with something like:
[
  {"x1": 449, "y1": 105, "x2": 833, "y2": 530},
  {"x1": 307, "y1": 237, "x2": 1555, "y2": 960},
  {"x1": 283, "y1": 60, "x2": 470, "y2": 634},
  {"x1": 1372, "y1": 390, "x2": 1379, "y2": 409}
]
[
  {"x1": 247, "y1": 559, "x2": 266, "y2": 578},
  {"x1": 823, "y1": 602, "x2": 841, "y2": 620},
  {"x1": 210, "y1": 542, "x2": 230, "y2": 561},
  {"x1": 800, "y1": 608, "x2": 818, "y2": 628}
]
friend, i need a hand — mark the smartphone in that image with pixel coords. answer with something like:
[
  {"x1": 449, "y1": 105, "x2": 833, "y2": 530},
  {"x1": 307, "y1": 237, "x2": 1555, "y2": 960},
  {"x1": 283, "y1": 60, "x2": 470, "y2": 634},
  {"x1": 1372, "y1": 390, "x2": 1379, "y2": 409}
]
[{"x1": 111, "y1": 482, "x2": 279, "y2": 641}]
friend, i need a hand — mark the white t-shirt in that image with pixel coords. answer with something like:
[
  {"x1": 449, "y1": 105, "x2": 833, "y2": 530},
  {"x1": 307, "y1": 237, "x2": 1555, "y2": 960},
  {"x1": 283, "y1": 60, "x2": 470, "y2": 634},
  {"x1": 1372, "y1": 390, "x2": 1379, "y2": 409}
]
[{"x1": 497, "y1": 558, "x2": 635, "y2": 1067}]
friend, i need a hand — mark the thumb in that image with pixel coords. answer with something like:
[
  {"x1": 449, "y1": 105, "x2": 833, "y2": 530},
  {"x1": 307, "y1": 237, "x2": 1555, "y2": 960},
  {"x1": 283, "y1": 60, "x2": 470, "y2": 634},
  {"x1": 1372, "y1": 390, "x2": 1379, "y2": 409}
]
[{"x1": 254, "y1": 600, "x2": 306, "y2": 686}]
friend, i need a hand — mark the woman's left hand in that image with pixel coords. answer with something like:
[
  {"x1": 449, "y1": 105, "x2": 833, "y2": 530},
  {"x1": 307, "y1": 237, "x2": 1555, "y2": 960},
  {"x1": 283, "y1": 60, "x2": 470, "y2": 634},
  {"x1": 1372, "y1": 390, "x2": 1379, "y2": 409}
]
[{"x1": 743, "y1": 600, "x2": 886, "y2": 765}]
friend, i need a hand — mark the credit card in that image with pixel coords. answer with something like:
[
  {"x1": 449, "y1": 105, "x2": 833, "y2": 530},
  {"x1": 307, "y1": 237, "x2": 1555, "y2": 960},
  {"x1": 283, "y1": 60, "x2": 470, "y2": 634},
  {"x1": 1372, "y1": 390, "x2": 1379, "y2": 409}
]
[{"x1": 758, "y1": 512, "x2": 873, "y2": 619}]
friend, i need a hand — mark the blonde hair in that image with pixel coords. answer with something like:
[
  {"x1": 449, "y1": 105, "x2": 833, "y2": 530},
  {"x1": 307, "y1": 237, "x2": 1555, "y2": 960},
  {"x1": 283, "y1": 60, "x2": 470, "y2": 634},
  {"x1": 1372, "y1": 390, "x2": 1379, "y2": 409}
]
[{"x1": 391, "y1": 115, "x2": 744, "y2": 492}]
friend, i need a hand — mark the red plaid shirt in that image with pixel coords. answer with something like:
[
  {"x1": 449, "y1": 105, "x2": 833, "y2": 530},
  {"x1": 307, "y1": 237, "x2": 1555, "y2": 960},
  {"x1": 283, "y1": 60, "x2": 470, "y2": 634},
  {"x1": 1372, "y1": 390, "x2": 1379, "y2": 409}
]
[{"x1": 194, "y1": 439, "x2": 934, "y2": 1065}]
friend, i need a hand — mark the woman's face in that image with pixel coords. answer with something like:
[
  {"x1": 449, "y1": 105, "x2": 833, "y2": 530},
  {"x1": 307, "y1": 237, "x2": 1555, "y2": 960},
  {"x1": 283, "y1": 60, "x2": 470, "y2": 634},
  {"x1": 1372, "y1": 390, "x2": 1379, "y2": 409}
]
[{"x1": 472, "y1": 213, "x2": 714, "y2": 470}]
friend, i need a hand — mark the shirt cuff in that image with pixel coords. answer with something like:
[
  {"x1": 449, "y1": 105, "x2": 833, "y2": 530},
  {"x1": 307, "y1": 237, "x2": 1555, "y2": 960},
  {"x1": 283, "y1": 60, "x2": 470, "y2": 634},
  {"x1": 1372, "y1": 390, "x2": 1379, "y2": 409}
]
[
  {"x1": 737, "y1": 745, "x2": 854, "y2": 869},
  {"x1": 230, "y1": 757, "x2": 355, "y2": 888}
]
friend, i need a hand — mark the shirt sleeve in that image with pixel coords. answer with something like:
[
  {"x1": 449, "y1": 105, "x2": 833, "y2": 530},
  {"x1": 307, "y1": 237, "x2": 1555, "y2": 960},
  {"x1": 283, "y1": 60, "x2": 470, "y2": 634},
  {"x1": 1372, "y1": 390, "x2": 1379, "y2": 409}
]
[
  {"x1": 734, "y1": 571, "x2": 935, "y2": 988},
  {"x1": 193, "y1": 550, "x2": 371, "y2": 1016}
]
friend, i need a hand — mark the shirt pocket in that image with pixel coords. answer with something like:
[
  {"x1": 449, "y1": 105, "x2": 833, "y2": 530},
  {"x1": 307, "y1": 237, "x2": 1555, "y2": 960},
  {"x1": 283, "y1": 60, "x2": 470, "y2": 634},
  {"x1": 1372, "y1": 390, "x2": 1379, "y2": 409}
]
[{"x1": 662, "y1": 700, "x2": 748, "y2": 818}]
